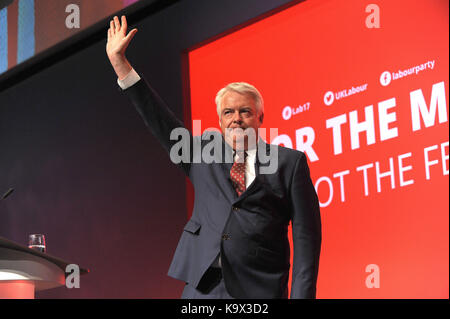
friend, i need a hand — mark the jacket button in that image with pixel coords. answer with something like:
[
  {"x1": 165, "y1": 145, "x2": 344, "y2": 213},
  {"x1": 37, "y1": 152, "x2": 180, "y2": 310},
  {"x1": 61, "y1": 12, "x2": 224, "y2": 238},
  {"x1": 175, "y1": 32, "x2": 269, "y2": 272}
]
[
  {"x1": 222, "y1": 234, "x2": 230, "y2": 240},
  {"x1": 232, "y1": 206, "x2": 239, "y2": 211}
]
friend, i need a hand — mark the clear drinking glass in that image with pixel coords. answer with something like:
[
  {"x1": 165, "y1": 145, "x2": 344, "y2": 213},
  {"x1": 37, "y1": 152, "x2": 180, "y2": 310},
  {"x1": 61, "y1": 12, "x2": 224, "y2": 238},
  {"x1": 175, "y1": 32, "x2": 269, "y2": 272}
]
[{"x1": 28, "y1": 234, "x2": 46, "y2": 253}]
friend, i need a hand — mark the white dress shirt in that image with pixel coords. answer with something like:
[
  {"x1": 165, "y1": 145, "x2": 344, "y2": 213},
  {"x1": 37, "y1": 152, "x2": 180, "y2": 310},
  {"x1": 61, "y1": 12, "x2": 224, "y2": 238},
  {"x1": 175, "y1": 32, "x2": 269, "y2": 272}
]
[{"x1": 117, "y1": 68, "x2": 141, "y2": 90}]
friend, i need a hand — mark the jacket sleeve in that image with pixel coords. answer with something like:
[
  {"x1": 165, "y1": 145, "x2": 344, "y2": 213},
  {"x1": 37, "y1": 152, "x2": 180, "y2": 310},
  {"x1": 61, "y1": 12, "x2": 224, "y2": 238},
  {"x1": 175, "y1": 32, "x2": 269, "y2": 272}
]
[
  {"x1": 121, "y1": 78, "x2": 193, "y2": 175},
  {"x1": 289, "y1": 152, "x2": 322, "y2": 299}
]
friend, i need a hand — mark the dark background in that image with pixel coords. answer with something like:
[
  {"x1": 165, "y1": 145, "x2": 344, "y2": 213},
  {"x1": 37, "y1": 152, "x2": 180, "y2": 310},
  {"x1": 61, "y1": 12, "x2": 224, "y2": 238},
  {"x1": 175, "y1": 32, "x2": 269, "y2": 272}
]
[{"x1": 0, "y1": 0, "x2": 294, "y2": 298}]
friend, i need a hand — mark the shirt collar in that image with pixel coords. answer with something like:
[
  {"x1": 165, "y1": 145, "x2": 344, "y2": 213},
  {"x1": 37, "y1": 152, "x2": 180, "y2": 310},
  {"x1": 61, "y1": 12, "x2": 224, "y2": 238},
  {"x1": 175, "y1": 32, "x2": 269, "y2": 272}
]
[{"x1": 233, "y1": 148, "x2": 257, "y2": 162}]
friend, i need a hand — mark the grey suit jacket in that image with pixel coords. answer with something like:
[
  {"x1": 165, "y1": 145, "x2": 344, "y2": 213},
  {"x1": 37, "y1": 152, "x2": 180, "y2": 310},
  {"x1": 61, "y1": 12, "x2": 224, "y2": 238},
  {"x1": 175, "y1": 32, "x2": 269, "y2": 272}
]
[{"x1": 122, "y1": 78, "x2": 321, "y2": 298}]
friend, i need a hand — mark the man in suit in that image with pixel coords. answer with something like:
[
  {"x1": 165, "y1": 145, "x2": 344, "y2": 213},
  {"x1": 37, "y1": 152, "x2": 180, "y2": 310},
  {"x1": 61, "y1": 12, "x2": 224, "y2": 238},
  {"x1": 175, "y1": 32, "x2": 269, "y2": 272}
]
[{"x1": 106, "y1": 15, "x2": 321, "y2": 299}]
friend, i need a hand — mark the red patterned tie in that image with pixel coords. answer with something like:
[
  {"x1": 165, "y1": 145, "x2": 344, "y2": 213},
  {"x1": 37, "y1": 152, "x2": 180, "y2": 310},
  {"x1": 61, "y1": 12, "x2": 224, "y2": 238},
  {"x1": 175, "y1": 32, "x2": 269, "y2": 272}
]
[{"x1": 230, "y1": 151, "x2": 246, "y2": 196}]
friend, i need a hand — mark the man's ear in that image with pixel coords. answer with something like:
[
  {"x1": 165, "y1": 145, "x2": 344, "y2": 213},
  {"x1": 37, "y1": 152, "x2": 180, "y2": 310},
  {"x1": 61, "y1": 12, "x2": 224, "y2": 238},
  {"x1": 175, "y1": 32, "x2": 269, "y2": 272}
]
[{"x1": 259, "y1": 113, "x2": 264, "y2": 124}]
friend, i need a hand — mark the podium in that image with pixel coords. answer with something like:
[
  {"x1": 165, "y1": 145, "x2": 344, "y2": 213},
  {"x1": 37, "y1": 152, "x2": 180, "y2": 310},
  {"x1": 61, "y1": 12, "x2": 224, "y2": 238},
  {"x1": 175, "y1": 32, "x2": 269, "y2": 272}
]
[{"x1": 0, "y1": 236, "x2": 89, "y2": 299}]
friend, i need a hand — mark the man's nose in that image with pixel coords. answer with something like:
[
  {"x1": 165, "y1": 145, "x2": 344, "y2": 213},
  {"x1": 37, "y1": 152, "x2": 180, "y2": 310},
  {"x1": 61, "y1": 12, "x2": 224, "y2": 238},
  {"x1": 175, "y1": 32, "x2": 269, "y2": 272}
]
[{"x1": 231, "y1": 110, "x2": 242, "y2": 122}]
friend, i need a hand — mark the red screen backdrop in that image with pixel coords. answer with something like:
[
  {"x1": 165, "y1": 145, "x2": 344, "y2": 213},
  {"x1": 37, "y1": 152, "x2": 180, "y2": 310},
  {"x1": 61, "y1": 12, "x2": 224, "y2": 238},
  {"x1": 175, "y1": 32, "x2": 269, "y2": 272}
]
[{"x1": 186, "y1": 0, "x2": 449, "y2": 298}]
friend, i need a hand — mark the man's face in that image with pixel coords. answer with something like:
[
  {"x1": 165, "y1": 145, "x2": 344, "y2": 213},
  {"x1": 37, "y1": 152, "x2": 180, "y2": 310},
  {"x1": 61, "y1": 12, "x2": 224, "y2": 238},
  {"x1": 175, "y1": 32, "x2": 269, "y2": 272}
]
[{"x1": 219, "y1": 90, "x2": 263, "y2": 150}]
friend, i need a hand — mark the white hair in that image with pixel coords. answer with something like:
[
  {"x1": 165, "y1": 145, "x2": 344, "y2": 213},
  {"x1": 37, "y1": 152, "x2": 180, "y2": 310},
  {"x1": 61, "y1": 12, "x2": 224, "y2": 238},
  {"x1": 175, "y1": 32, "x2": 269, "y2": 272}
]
[{"x1": 215, "y1": 82, "x2": 264, "y2": 118}]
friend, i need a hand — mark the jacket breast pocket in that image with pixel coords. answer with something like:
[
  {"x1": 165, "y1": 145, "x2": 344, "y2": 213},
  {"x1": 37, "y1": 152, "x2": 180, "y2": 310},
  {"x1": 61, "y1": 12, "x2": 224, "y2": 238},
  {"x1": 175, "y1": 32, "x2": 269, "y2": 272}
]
[{"x1": 183, "y1": 219, "x2": 201, "y2": 235}]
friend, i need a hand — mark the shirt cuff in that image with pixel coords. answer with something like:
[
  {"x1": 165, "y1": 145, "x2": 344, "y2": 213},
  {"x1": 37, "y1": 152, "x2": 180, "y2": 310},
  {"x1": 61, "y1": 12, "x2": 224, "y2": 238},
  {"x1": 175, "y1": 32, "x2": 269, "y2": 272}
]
[{"x1": 117, "y1": 68, "x2": 141, "y2": 90}]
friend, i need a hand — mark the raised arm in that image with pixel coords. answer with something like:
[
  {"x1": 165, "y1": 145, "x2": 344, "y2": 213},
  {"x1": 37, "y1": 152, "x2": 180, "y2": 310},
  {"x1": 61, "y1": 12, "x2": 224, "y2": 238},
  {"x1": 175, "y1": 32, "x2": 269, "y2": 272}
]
[{"x1": 105, "y1": 16, "x2": 193, "y2": 175}]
